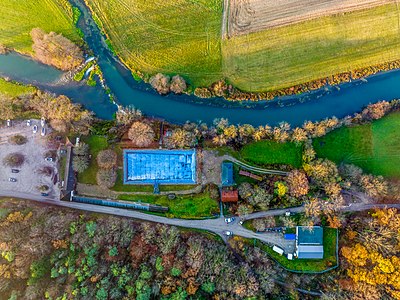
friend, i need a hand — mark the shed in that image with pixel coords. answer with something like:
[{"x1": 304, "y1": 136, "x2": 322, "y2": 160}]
[
  {"x1": 272, "y1": 246, "x2": 284, "y2": 255},
  {"x1": 295, "y1": 226, "x2": 324, "y2": 259},
  {"x1": 221, "y1": 189, "x2": 238, "y2": 203},
  {"x1": 221, "y1": 162, "x2": 234, "y2": 187},
  {"x1": 284, "y1": 233, "x2": 296, "y2": 240}
]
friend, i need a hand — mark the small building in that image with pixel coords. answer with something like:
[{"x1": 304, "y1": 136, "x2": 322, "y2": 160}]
[
  {"x1": 221, "y1": 189, "x2": 238, "y2": 203},
  {"x1": 221, "y1": 162, "x2": 234, "y2": 187},
  {"x1": 295, "y1": 226, "x2": 324, "y2": 259}
]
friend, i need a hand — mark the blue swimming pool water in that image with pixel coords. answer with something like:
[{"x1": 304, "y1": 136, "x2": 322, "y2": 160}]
[{"x1": 123, "y1": 149, "x2": 197, "y2": 185}]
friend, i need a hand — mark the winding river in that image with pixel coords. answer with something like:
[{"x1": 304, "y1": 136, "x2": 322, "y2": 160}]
[{"x1": 1, "y1": 0, "x2": 400, "y2": 126}]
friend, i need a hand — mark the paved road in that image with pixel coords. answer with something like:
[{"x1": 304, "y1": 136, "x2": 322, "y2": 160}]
[{"x1": 1, "y1": 191, "x2": 399, "y2": 247}]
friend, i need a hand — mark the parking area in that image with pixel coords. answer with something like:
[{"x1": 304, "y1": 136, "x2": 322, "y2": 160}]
[{"x1": 0, "y1": 120, "x2": 60, "y2": 199}]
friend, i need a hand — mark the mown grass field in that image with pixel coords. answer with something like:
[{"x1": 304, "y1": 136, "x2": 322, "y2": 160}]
[
  {"x1": 223, "y1": 3, "x2": 400, "y2": 91},
  {"x1": 313, "y1": 112, "x2": 400, "y2": 178},
  {"x1": 86, "y1": 1, "x2": 400, "y2": 92},
  {"x1": 86, "y1": 0, "x2": 223, "y2": 87},
  {"x1": 240, "y1": 140, "x2": 303, "y2": 168},
  {"x1": 0, "y1": 78, "x2": 35, "y2": 97},
  {"x1": 118, "y1": 193, "x2": 219, "y2": 219},
  {"x1": 0, "y1": 0, "x2": 80, "y2": 54}
]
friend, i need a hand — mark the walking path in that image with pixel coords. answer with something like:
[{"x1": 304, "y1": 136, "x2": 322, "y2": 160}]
[{"x1": 222, "y1": 154, "x2": 289, "y2": 176}]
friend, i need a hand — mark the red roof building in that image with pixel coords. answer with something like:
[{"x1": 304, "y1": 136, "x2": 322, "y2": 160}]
[{"x1": 221, "y1": 189, "x2": 239, "y2": 203}]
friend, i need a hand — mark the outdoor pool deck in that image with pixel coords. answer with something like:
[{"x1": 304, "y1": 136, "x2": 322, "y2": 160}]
[{"x1": 123, "y1": 149, "x2": 197, "y2": 185}]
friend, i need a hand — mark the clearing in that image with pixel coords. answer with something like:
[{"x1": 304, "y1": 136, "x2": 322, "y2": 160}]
[
  {"x1": 226, "y1": 0, "x2": 390, "y2": 37},
  {"x1": 240, "y1": 140, "x2": 303, "y2": 168},
  {"x1": 313, "y1": 111, "x2": 400, "y2": 178},
  {"x1": 0, "y1": 0, "x2": 80, "y2": 54}
]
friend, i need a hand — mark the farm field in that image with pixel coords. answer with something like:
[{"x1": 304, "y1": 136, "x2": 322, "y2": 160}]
[
  {"x1": 240, "y1": 140, "x2": 303, "y2": 168},
  {"x1": 86, "y1": 1, "x2": 400, "y2": 93},
  {"x1": 0, "y1": 0, "x2": 80, "y2": 54},
  {"x1": 313, "y1": 111, "x2": 400, "y2": 178},
  {"x1": 86, "y1": 0, "x2": 223, "y2": 87},
  {"x1": 227, "y1": 0, "x2": 390, "y2": 37},
  {"x1": 223, "y1": 3, "x2": 400, "y2": 92}
]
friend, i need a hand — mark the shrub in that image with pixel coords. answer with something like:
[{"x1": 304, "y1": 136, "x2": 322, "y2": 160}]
[
  {"x1": 73, "y1": 142, "x2": 89, "y2": 156},
  {"x1": 97, "y1": 149, "x2": 117, "y2": 169},
  {"x1": 286, "y1": 170, "x2": 309, "y2": 197},
  {"x1": 170, "y1": 75, "x2": 187, "y2": 94},
  {"x1": 72, "y1": 156, "x2": 89, "y2": 173},
  {"x1": 128, "y1": 122, "x2": 155, "y2": 147},
  {"x1": 149, "y1": 73, "x2": 170, "y2": 95},
  {"x1": 3, "y1": 153, "x2": 25, "y2": 167},
  {"x1": 37, "y1": 185, "x2": 49, "y2": 192},
  {"x1": 96, "y1": 168, "x2": 117, "y2": 188},
  {"x1": 9, "y1": 135, "x2": 27, "y2": 145}
]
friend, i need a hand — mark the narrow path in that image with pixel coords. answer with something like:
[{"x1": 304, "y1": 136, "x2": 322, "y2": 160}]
[
  {"x1": 222, "y1": 155, "x2": 289, "y2": 176},
  {"x1": 1, "y1": 191, "x2": 399, "y2": 243}
]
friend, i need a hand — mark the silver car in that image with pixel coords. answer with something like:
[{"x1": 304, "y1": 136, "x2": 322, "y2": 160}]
[
  {"x1": 33, "y1": 125, "x2": 38, "y2": 134},
  {"x1": 41, "y1": 127, "x2": 46, "y2": 136}
]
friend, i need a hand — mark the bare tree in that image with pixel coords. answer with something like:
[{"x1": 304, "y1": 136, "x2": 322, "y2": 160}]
[{"x1": 128, "y1": 121, "x2": 155, "y2": 147}]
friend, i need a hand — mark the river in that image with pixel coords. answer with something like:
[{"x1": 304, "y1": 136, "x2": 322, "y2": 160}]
[{"x1": 0, "y1": 0, "x2": 400, "y2": 126}]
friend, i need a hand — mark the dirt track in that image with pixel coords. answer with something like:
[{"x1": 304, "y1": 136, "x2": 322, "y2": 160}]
[{"x1": 227, "y1": 0, "x2": 392, "y2": 37}]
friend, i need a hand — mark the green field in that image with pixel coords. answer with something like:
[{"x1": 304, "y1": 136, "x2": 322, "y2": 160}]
[
  {"x1": 85, "y1": 2, "x2": 400, "y2": 92},
  {"x1": 240, "y1": 140, "x2": 303, "y2": 168},
  {"x1": 0, "y1": 0, "x2": 80, "y2": 54},
  {"x1": 118, "y1": 193, "x2": 219, "y2": 219},
  {"x1": 86, "y1": 0, "x2": 223, "y2": 87},
  {"x1": 0, "y1": 78, "x2": 35, "y2": 97},
  {"x1": 314, "y1": 112, "x2": 400, "y2": 178}
]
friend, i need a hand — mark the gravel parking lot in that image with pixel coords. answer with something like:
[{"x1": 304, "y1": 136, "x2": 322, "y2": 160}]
[{"x1": 0, "y1": 120, "x2": 60, "y2": 199}]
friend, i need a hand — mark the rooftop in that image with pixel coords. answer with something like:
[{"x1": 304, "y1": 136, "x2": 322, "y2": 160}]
[
  {"x1": 221, "y1": 189, "x2": 238, "y2": 203},
  {"x1": 297, "y1": 226, "x2": 323, "y2": 245}
]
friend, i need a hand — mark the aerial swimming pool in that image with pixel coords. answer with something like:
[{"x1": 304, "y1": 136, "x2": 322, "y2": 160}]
[{"x1": 123, "y1": 149, "x2": 197, "y2": 185}]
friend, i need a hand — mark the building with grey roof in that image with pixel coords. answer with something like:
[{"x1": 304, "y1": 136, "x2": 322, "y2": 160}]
[{"x1": 295, "y1": 226, "x2": 324, "y2": 259}]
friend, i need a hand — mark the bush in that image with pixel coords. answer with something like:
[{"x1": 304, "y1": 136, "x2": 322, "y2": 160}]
[
  {"x1": 3, "y1": 153, "x2": 25, "y2": 167},
  {"x1": 149, "y1": 73, "x2": 170, "y2": 94},
  {"x1": 128, "y1": 122, "x2": 155, "y2": 147},
  {"x1": 9, "y1": 135, "x2": 27, "y2": 145},
  {"x1": 96, "y1": 168, "x2": 117, "y2": 188},
  {"x1": 72, "y1": 156, "x2": 89, "y2": 173},
  {"x1": 97, "y1": 149, "x2": 117, "y2": 169}
]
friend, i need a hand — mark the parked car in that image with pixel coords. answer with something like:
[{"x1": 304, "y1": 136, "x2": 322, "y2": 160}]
[
  {"x1": 45, "y1": 157, "x2": 53, "y2": 162},
  {"x1": 41, "y1": 127, "x2": 46, "y2": 136},
  {"x1": 75, "y1": 137, "x2": 80, "y2": 146},
  {"x1": 41, "y1": 117, "x2": 45, "y2": 127},
  {"x1": 11, "y1": 169, "x2": 19, "y2": 173},
  {"x1": 26, "y1": 119, "x2": 31, "y2": 126},
  {"x1": 223, "y1": 230, "x2": 233, "y2": 236},
  {"x1": 225, "y1": 217, "x2": 235, "y2": 223},
  {"x1": 33, "y1": 125, "x2": 38, "y2": 134},
  {"x1": 239, "y1": 219, "x2": 244, "y2": 225},
  {"x1": 8, "y1": 178, "x2": 17, "y2": 182},
  {"x1": 41, "y1": 192, "x2": 49, "y2": 197},
  {"x1": 6, "y1": 119, "x2": 11, "y2": 127},
  {"x1": 285, "y1": 211, "x2": 291, "y2": 217}
]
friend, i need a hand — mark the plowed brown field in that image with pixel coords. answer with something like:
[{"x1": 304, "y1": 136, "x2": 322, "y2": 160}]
[{"x1": 227, "y1": 0, "x2": 392, "y2": 37}]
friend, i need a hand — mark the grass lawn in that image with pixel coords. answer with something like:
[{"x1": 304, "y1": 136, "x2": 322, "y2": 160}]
[
  {"x1": 0, "y1": 78, "x2": 36, "y2": 97},
  {"x1": 85, "y1": 0, "x2": 223, "y2": 87},
  {"x1": 313, "y1": 112, "x2": 400, "y2": 178},
  {"x1": 240, "y1": 140, "x2": 303, "y2": 168},
  {"x1": 256, "y1": 227, "x2": 338, "y2": 272},
  {"x1": 0, "y1": 0, "x2": 81, "y2": 54},
  {"x1": 118, "y1": 193, "x2": 219, "y2": 219},
  {"x1": 78, "y1": 136, "x2": 108, "y2": 185}
]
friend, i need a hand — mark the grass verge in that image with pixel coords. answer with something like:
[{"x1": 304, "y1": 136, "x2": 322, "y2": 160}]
[
  {"x1": 0, "y1": 78, "x2": 36, "y2": 97},
  {"x1": 118, "y1": 193, "x2": 219, "y2": 219}
]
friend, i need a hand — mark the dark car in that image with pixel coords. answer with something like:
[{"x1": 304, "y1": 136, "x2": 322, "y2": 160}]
[
  {"x1": 8, "y1": 178, "x2": 17, "y2": 182},
  {"x1": 41, "y1": 193, "x2": 49, "y2": 197},
  {"x1": 11, "y1": 169, "x2": 19, "y2": 173}
]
